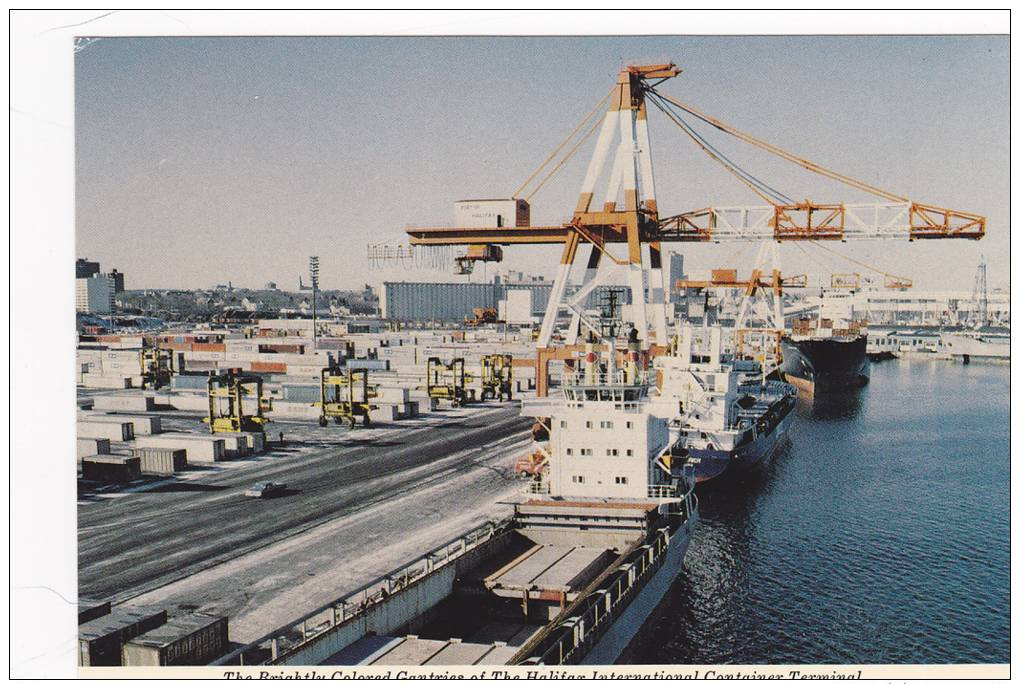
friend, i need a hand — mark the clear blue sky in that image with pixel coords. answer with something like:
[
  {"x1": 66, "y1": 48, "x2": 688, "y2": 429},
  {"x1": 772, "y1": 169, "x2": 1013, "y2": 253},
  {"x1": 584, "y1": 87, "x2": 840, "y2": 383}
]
[{"x1": 75, "y1": 35, "x2": 1008, "y2": 291}]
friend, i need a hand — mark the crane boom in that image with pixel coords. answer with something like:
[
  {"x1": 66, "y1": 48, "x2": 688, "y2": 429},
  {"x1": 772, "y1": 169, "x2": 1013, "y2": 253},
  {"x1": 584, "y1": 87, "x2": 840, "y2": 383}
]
[{"x1": 406, "y1": 198, "x2": 984, "y2": 247}]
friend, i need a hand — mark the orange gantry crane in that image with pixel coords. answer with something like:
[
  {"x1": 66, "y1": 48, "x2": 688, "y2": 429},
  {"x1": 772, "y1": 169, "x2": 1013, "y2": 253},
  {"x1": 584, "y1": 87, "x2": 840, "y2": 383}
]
[{"x1": 395, "y1": 62, "x2": 984, "y2": 395}]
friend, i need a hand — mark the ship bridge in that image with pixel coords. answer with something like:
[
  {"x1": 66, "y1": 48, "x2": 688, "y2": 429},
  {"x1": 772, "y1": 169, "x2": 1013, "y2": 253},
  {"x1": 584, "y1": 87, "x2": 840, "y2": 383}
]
[{"x1": 560, "y1": 369, "x2": 652, "y2": 409}]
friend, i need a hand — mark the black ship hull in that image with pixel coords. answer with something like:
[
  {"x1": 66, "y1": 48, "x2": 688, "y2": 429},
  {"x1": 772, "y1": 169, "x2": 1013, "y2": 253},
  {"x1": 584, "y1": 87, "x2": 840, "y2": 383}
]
[{"x1": 780, "y1": 335, "x2": 869, "y2": 394}]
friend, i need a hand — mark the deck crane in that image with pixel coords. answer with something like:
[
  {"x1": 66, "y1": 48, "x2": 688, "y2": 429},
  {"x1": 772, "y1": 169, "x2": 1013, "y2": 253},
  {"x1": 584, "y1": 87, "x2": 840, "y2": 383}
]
[{"x1": 398, "y1": 62, "x2": 985, "y2": 396}]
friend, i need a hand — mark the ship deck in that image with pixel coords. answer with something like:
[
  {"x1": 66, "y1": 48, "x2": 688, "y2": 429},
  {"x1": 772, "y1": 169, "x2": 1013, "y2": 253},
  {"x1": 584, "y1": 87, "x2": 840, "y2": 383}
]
[
  {"x1": 317, "y1": 532, "x2": 622, "y2": 666},
  {"x1": 483, "y1": 543, "x2": 614, "y2": 599},
  {"x1": 323, "y1": 629, "x2": 534, "y2": 666}
]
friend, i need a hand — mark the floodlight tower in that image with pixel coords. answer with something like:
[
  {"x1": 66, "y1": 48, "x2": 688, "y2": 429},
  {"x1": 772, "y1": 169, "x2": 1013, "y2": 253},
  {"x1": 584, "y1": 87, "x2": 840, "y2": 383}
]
[{"x1": 309, "y1": 256, "x2": 320, "y2": 348}]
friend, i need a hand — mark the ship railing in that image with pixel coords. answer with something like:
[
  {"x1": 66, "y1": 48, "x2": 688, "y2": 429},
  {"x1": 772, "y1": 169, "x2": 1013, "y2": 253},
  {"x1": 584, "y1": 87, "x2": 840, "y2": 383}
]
[
  {"x1": 561, "y1": 369, "x2": 654, "y2": 388},
  {"x1": 647, "y1": 484, "x2": 680, "y2": 500},
  {"x1": 527, "y1": 480, "x2": 550, "y2": 495},
  {"x1": 211, "y1": 516, "x2": 516, "y2": 666}
]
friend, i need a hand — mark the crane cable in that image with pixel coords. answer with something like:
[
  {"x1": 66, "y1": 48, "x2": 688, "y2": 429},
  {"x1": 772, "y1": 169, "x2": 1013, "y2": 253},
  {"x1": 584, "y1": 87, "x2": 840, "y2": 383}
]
[
  {"x1": 514, "y1": 88, "x2": 614, "y2": 199},
  {"x1": 525, "y1": 109, "x2": 605, "y2": 202},
  {"x1": 647, "y1": 88, "x2": 909, "y2": 204},
  {"x1": 806, "y1": 239, "x2": 912, "y2": 284},
  {"x1": 647, "y1": 92, "x2": 793, "y2": 206}
]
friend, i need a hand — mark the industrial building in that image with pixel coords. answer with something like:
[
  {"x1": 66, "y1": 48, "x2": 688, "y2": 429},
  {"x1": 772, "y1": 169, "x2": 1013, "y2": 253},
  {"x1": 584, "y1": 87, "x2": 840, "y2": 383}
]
[
  {"x1": 381, "y1": 280, "x2": 632, "y2": 323},
  {"x1": 848, "y1": 288, "x2": 1010, "y2": 327}
]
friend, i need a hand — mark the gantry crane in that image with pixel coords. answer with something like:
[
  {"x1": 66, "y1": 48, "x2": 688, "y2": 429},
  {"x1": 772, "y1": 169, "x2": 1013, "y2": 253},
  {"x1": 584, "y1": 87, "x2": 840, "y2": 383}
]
[
  {"x1": 318, "y1": 365, "x2": 376, "y2": 428},
  {"x1": 204, "y1": 369, "x2": 271, "y2": 434},
  {"x1": 426, "y1": 357, "x2": 472, "y2": 407},
  {"x1": 139, "y1": 346, "x2": 175, "y2": 390},
  {"x1": 480, "y1": 353, "x2": 513, "y2": 401},
  {"x1": 390, "y1": 62, "x2": 984, "y2": 395}
]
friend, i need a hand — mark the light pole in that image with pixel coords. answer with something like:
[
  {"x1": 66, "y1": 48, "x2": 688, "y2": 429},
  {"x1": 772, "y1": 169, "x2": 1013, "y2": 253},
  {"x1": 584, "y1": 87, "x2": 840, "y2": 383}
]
[{"x1": 309, "y1": 256, "x2": 320, "y2": 349}]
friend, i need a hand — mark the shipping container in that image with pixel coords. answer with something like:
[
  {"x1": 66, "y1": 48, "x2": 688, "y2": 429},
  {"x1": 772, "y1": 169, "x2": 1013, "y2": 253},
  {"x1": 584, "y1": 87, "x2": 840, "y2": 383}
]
[
  {"x1": 134, "y1": 447, "x2": 188, "y2": 475},
  {"x1": 251, "y1": 361, "x2": 287, "y2": 374},
  {"x1": 77, "y1": 438, "x2": 111, "y2": 459},
  {"x1": 79, "y1": 608, "x2": 167, "y2": 666},
  {"x1": 81, "y1": 455, "x2": 142, "y2": 483},
  {"x1": 192, "y1": 342, "x2": 226, "y2": 352},
  {"x1": 122, "y1": 613, "x2": 229, "y2": 666},
  {"x1": 82, "y1": 414, "x2": 162, "y2": 436},
  {"x1": 171, "y1": 374, "x2": 214, "y2": 390},
  {"x1": 78, "y1": 599, "x2": 111, "y2": 625},
  {"x1": 78, "y1": 420, "x2": 135, "y2": 442},
  {"x1": 282, "y1": 384, "x2": 320, "y2": 403},
  {"x1": 134, "y1": 435, "x2": 226, "y2": 463},
  {"x1": 91, "y1": 395, "x2": 155, "y2": 412}
]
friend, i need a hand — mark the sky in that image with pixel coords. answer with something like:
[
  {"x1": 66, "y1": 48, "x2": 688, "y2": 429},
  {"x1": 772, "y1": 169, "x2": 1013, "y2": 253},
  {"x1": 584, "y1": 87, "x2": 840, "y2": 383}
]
[{"x1": 75, "y1": 35, "x2": 1009, "y2": 292}]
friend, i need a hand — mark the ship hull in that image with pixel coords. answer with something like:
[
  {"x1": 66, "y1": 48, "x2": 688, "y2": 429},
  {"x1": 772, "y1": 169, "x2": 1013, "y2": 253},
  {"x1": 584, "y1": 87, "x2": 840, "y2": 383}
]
[
  {"x1": 581, "y1": 512, "x2": 697, "y2": 665},
  {"x1": 781, "y1": 335, "x2": 869, "y2": 394},
  {"x1": 941, "y1": 333, "x2": 1010, "y2": 363},
  {"x1": 688, "y1": 404, "x2": 794, "y2": 483}
]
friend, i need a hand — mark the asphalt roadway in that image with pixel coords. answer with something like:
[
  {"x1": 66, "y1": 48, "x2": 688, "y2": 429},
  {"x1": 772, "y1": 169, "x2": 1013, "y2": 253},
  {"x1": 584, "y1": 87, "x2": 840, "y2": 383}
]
[{"x1": 78, "y1": 403, "x2": 533, "y2": 638}]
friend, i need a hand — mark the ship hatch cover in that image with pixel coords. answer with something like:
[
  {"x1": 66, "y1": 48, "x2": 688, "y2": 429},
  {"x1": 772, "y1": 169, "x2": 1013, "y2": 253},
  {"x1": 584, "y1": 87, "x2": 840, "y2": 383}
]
[{"x1": 736, "y1": 395, "x2": 757, "y2": 409}]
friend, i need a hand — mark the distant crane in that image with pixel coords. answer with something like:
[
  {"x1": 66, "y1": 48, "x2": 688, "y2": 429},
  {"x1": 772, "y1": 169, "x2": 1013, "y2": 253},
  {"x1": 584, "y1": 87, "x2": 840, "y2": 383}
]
[
  {"x1": 391, "y1": 62, "x2": 985, "y2": 395},
  {"x1": 969, "y1": 256, "x2": 989, "y2": 329}
]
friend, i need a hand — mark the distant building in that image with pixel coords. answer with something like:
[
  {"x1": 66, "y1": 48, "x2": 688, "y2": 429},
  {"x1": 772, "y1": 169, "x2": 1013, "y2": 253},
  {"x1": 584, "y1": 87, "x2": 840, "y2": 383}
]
[
  {"x1": 382, "y1": 281, "x2": 630, "y2": 323},
  {"x1": 76, "y1": 274, "x2": 115, "y2": 314},
  {"x1": 668, "y1": 253, "x2": 684, "y2": 303},
  {"x1": 109, "y1": 269, "x2": 125, "y2": 293},
  {"x1": 76, "y1": 258, "x2": 100, "y2": 279},
  {"x1": 265, "y1": 282, "x2": 278, "y2": 291}
]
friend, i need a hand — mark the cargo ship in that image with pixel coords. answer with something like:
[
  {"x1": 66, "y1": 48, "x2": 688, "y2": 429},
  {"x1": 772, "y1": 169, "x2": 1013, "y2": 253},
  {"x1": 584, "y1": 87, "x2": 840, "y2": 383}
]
[
  {"x1": 654, "y1": 324, "x2": 797, "y2": 483},
  {"x1": 218, "y1": 335, "x2": 698, "y2": 667},
  {"x1": 781, "y1": 290, "x2": 869, "y2": 393},
  {"x1": 941, "y1": 328, "x2": 1010, "y2": 364}
]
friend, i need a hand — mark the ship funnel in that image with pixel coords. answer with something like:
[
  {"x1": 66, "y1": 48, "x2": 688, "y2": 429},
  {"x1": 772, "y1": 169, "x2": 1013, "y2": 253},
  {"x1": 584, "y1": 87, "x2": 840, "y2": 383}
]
[
  {"x1": 626, "y1": 327, "x2": 641, "y2": 385},
  {"x1": 584, "y1": 332, "x2": 598, "y2": 386}
]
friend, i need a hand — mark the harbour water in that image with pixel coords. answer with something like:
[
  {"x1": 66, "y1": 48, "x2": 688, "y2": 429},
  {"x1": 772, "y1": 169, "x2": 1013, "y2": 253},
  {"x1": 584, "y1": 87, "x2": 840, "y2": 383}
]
[{"x1": 627, "y1": 358, "x2": 1009, "y2": 664}]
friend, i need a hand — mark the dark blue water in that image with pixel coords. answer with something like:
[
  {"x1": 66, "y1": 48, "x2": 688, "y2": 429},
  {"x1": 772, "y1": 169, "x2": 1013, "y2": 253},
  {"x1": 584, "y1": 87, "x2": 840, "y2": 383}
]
[{"x1": 630, "y1": 359, "x2": 1009, "y2": 664}]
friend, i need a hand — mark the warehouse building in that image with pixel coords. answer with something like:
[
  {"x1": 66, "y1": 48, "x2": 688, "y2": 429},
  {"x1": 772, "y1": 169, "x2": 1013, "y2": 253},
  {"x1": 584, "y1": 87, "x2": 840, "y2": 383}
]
[{"x1": 382, "y1": 281, "x2": 632, "y2": 323}]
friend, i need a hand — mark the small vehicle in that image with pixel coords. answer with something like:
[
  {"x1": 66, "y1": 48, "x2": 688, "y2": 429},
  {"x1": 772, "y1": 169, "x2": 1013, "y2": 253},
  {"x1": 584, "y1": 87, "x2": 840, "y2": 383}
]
[{"x1": 244, "y1": 481, "x2": 287, "y2": 499}]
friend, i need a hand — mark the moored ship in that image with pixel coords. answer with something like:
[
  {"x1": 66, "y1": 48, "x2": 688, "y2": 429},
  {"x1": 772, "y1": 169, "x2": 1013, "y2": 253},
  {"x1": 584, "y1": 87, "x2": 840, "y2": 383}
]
[
  {"x1": 219, "y1": 335, "x2": 698, "y2": 667},
  {"x1": 655, "y1": 324, "x2": 797, "y2": 483},
  {"x1": 941, "y1": 328, "x2": 1010, "y2": 364},
  {"x1": 781, "y1": 290, "x2": 870, "y2": 393}
]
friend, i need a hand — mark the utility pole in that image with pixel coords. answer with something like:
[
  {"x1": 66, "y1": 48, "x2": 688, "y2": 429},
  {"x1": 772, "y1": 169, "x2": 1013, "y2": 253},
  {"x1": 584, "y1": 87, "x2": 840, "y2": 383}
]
[{"x1": 309, "y1": 256, "x2": 320, "y2": 349}]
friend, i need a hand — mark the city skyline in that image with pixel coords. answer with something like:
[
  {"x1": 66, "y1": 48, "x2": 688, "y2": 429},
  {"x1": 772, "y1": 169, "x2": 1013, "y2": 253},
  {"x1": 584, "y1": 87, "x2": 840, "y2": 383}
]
[{"x1": 76, "y1": 35, "x2": 1009, "y2": 291}]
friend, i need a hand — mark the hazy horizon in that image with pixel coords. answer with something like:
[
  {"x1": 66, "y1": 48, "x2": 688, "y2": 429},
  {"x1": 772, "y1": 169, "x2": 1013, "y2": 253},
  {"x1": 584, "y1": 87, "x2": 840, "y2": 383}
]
[{"x1": 75, "y1": 35, "x2": 1009, "y2": 292}]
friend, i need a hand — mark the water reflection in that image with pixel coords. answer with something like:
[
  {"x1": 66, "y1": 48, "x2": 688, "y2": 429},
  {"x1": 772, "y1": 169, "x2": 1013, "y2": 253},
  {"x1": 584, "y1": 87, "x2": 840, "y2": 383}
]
[
  {"x1": 799, "y1": 387, "x2": 866, "y2": 421},
  {"x1": 624, "y1": 442, "x2": 791, "y2": 664},
  {"x1": 623, "y1": 360, "x2": 1009, "y2": 664}
]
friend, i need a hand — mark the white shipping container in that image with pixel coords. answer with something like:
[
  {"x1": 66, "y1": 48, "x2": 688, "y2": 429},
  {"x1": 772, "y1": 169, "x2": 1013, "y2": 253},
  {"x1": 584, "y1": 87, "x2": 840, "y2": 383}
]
[
  {"x1": 80, "y1": 374, "x2": 131, "y2": 389},
  {"x1": 78, "y1": 420, "x2": 134, "y2": 442},
  {"x1": 82, "y1": 414, "x2": 162, "y2": 436},
  {"x1": 135, "y1": 435, "x2": 225, "y2": 462},
  {"x1": 92, "y1": 395, "x2": 155, "y2": 412},
  {"x1": 505, "y1": 289, "x2": 534, "y2": 325},
  {"x1": 77, "y1": 438, "x2": 111, "y2": 459},
  {"x1": 167, "y1": 395, "x2": 209, "y2": 411}
]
